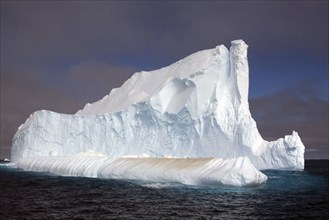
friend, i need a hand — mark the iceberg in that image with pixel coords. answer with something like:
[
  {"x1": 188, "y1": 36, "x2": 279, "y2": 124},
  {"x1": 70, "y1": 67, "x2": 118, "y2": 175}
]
[{"x1": 11, "y1": 40, "x2": 305, "y2": 186}]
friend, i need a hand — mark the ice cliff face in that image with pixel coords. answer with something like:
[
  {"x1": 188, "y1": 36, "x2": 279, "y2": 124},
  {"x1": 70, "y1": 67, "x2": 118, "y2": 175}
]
[{"x1": 11, "y1": 40, "x2": 305, "y2": 171}]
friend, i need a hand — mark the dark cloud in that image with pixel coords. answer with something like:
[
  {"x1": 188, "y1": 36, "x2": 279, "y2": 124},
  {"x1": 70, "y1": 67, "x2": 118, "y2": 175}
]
[
  {"x1": 250, "y1": 79, "x2": 329, "y2": 159},
  {"x1": 2, "y1": 1, "x2": 327, "y2": 67},
  {"x1": 65, "y1": 61, "x2": 138, "y2": 102},
  {"x1": 0, "y1": 73, "x2": 83, "y2": 159}
]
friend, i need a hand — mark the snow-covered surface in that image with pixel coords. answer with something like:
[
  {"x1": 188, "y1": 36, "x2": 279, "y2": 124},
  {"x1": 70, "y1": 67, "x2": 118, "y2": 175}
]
[
  {"x1": 16, "y1": 156, "x2": 267, "y2": 187},
  {"x1": 11, "y1": 40, "x2": 305, "y2": 186}
]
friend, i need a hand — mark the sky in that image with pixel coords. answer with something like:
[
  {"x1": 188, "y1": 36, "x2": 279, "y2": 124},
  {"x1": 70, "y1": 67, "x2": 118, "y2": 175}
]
[{"x1": 1, "y1": 1, "x2": 328, "y2": 159}]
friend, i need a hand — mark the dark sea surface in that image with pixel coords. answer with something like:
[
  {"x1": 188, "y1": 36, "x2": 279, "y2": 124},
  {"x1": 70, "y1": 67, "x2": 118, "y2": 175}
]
[{"x1": 1, "y1": 160, "x2": 328, "y2": 219}]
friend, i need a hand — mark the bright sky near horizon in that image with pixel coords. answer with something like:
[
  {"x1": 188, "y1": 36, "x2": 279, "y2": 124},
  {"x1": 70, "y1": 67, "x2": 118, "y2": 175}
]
[{"x1": 1, "y1": 1, "x2": 328, "y2": 159}]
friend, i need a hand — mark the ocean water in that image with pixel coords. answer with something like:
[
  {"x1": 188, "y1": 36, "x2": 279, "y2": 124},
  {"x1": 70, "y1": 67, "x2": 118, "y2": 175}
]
[{"x1": 0, "y1": 160, "x2": 328, "y2": 219}]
